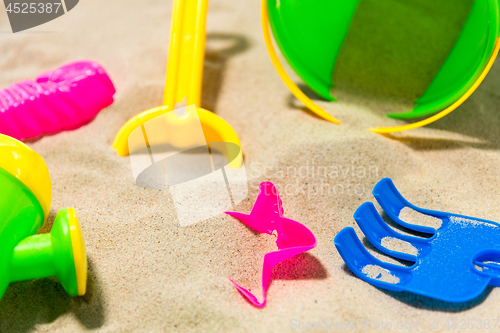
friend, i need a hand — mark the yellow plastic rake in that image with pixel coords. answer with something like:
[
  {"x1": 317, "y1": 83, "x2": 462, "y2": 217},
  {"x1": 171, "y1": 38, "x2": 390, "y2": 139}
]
[{"x1": 113, "y1": 0, "x2": 242, "y2": 167}]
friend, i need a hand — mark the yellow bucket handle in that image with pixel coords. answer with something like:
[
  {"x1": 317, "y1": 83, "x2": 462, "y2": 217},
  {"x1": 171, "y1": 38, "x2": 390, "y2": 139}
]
[{"x1": 262, "y1": 0, "x2": 500, "y2": 133}]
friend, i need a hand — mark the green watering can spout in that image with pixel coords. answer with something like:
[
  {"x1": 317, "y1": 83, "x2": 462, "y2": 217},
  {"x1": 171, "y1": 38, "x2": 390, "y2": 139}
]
[{"x1": 0, "y1": 134, "x2": 87, "y2": 300}]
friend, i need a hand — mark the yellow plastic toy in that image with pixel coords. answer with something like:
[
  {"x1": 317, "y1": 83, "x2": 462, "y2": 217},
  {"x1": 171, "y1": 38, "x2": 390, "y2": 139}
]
[{"x1": 113, "y1": 0, "x2": 242, "y2": 165}]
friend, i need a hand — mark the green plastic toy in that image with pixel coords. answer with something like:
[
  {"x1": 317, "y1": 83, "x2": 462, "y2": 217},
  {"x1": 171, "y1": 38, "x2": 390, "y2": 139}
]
[
  {"x1": 263, "y1": 0, "x2": 500, "y2": 132},
  {"x1": 0, "y1": 134, "x2": 87, "y2": 299}
]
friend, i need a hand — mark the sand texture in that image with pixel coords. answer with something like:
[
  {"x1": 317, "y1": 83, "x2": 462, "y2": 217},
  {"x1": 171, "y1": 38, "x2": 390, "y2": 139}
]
[
  {"x1": 361, "y1": 265, "x2": 400, "y2": 285},
  {"x1": 381, "y1": 237, "x2": 418, "y2": 256},
  {"x1": 399, "y1": 207, "x2": 443, "y2": 230},
  {"x1": 1, "y1": 0, "x2": 500, "y2": 332}
]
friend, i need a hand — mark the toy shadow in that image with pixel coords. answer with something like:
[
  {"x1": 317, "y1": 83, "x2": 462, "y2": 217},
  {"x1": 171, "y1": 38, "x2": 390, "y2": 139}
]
[
  {"x1": 236, "y1": 252, "x2": 327, "y2": 306},
  {"x1": 202, "y1": 33, "x2": 250, "y2": 112},
  {"x1": 380, "y1": 286, "x2": 494, "y2": 313},
  {"x1": 286, "y1": 84, "x2": 331, "y2": 122},
  {"x1": 0, "y1": 257, "x2": 105, "y2": 332},
  {"x1": 271, "y1": 252, "x2": 328, "y2": 281}
]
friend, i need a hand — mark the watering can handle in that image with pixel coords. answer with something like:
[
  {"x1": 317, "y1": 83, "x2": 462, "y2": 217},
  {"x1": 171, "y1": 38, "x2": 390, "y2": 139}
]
[{"x1": 163, "y1": 0, "x2": 208, "y2": 109}]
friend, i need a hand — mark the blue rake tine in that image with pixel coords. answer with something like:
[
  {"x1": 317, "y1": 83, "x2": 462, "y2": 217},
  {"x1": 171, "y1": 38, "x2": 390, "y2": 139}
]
[
  {"x1": 476, "y1": 262, "x2": 500, "y2": 276},
  {"x1": 373, "y1": 178, "x2": 446, "y2": 234},
  {"x1": 334, "y1": 228, "x2": 411, "y2": 292},
  {"x1": 354, "y1": 203, "x2": 431, "y2": 262},
  {"x1": 335, "y1": 178, "x2": 500, "y2": 303}
]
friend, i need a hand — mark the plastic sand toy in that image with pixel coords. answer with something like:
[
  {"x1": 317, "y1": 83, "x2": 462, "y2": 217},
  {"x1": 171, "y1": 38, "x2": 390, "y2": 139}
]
[
  {"x1": 263, "y1": 0, "x2": 500, "y2": 132},
  {"x1": 226, "y1": 182, "x2": 317, "y2": 307},
  {"x1": 0, "y1": 60, "x2": 115, "y2": 141},
  {"x1": 112, "y1": 0, "x2": 242, "y2": 159},
  {"x1": 0, "y1": 134, "x2": 87, "y2": 299},
  {"x1": 335, "y1": 178, "x2": 500, "y2": 303}
]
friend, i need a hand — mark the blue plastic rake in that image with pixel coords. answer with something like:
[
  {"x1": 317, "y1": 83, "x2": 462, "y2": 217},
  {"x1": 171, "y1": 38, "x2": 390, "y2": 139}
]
[{"x1": 335, "y1": 178, "x2": 500, "y2": 303}]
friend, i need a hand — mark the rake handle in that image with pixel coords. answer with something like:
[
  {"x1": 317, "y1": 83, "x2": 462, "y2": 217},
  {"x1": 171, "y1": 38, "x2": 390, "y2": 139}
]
[{"x1": 163, "y1": 0, "x2": 208, "y2": 109}]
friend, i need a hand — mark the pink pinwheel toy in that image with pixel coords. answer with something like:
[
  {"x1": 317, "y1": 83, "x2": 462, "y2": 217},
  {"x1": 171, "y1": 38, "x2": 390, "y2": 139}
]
[
  {"x1": 226, "y1": 182, "x2": 317, "y2": 307},
  {"x1": 0, "y1": 60, "x2": 115, "y2": 141}
]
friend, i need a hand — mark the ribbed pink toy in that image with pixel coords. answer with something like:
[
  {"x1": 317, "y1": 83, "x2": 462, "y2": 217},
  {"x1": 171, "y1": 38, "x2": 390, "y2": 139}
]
[{"x1": 0, "y1": 60, "x2": 115, "y2": 141}]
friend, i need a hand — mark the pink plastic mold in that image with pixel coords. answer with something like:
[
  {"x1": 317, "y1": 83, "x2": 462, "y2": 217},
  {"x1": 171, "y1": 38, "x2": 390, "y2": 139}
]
[
  {"x1": 0, "y1": 60, "x2": 115, "y2": 141},
  {"x1": 226, "y1": 182, "x2": 317, "y2": 307}
]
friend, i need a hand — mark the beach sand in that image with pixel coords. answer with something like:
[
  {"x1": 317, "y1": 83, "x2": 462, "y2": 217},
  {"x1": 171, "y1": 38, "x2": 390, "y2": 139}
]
[{"x1": 1, "y1": 0, "x2": 500, "y2": 332}]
